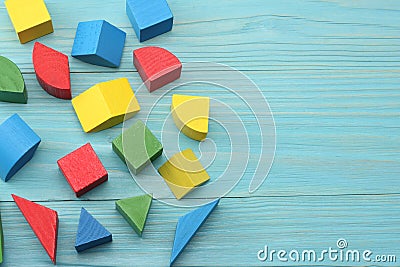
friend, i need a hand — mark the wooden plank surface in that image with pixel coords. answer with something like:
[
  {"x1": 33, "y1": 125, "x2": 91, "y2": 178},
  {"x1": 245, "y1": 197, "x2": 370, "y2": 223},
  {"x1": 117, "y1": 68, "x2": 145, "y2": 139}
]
[{"x1": 0, "y1": 0, "x2": 399, "y2": 266}]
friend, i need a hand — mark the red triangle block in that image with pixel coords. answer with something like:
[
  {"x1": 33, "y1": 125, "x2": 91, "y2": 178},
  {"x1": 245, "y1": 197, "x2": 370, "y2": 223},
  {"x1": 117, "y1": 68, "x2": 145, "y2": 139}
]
[
  {"x1": 133, "y1": 46, "x2": 181, "y2": 92},
  {"x1": 33, "y1": 42, "x2": 71, "y2": 99},
  {"x1": 12, "y1": 194, "x2": 58, "y2": 264}
]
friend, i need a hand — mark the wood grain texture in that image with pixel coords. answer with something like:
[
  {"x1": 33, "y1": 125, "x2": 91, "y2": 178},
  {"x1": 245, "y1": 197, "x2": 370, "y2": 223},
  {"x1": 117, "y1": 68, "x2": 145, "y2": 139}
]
[
  {"x1": 0, "y1": 56, "x2": 27, "y2": 104},
  {"x1": 57, "y1": 143, "x2": 108, "y2": 197},
  {"x1": 0, "y1": 0, "x2": 399, "y2": 266},
  {"x1": 0, "y1": 114, "x2": 41, "y2": 182},
  {"x1": 12, "y1": 194, "x2": 58, "y2": 264},
  {"x1": 75, "y1": 207, "x2": 112, "y2": 252},
  {"x1": 133, "y1": 46, "x2": 182, "y2": 92},
  {"x1": 0, "y1": 210, "x2": 3, "y2": 264},
  {"x1": 32, "y1": 42, "x2": 71, "y2": 100}
]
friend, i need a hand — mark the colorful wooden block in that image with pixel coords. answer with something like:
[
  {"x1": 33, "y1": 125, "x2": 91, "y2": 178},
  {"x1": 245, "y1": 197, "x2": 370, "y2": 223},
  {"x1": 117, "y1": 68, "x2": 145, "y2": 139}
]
[
  {"x1": 4, "y1": 0, "x2": 53, "y2": 44},
  {"x1": 0, "y1": 56, "x2": 27, "y2": 104},
  {"x1": 115, "y1": 194, "x2": 152, "y2": 236},
  {"x1": 57, "y1": 143, "x2": 108, "y2": 197},
  {"x1": 75, "y1": 208, "x2": 112, "y2": 252},
  {"x1": 171, "y1": 94, "x2": 210, "y2": 141},
  {"x1": 158, "y1": 148, "x2": 210, "y2": 200},
  {"x1": 32, "y1": 42, "x2": 71, "y2": 99},
  {"x1": 0, "y1": 114, "x2": 41, "y2": 182},
  {"x1": 12, "y1": 194, "x2": 58, "y2": 264},
  {"x1": 126, "y1": 0, "x2": 173, "y2": 42},
  {"x1": 0, "y1": 210, "x2": 3, "y2": 264},
  {"x1": 72, "y1": 78, "x2": 140, "y2": 133},
  {"x1": 170, "y1": 199, "x2": 219, "y2": 266},
  {"x1": 112, "y1": 120, "x2": 163, "y2": 175},
  {"x1": 72, "y1": 20, "x2": 126, "y2": 68},
  {"x1": 134, "y1": 46, "x2": 182, "y2": 92}
]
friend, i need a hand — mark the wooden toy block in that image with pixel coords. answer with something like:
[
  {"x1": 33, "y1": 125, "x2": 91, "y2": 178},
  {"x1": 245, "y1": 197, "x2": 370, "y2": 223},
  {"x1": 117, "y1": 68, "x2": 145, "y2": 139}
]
[
  {"x1": 0, "y1": 210, "x2": 3, "y2": 264},
  {"x1": 158, "y1": 148, "x2": 210, "y2": 200},
  {"x1": 4, "y1": 0, "x2": 53, "y2": 44},
  {"x1": 0, "y1": 56, "x2": 27, "y2": 104},
  {"x1": 75, "y1": 208, "x2": 112, "y2": 252},
  {"x1": 57, "y1": 143, "x2": 108, "y2": 197},
  {"x1": 71, "y1": 20, "x2": 126, "y2": 68},
  {"x1": 115, "y1": 194, "x2": 152, "y2": 236},
  {"x1": 126, "y1": 0, "x2": 173, "y2": 42},
  {"x1": 133, "y1": 46, "x2": 182, "y2": 92},
  {"x1": 112, "y1": 120, "x2": 163, "y2": 175},
  {"x1": 72, "y1": 78, "x2": 140, "y2": 133},
  {"x1": 32, "y1": 42, "x2": 71, "y2": 99},
  {"x1": 0, "y1": 114, "x2": 41, "y2": 182},
  {"x1": 12, "y1": 194, "x2": 58, "y2": 264},
  {"x1": 171, "y1": 94, "x2": 210, "y2": 141},
  {"x1": 170, "y1": 199, "x2": 219, "y2": 266}
]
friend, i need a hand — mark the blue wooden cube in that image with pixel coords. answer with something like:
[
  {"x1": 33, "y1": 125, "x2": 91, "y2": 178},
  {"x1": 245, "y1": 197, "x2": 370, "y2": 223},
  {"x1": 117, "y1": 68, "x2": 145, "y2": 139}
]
[
  {"x1": 126, "y1": 0, "x2": 173, "y2": 42},
  {"x1": 71, "y1": 20, "x2": 126, "y2": 68},
  {"x1": 0, "y1": 114, "x2": 41, "y2": 182}
]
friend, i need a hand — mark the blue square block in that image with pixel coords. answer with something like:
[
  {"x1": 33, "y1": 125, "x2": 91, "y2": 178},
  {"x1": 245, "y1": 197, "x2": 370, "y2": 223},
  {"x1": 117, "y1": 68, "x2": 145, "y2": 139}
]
[
  {"x1": 126, "y1": 0, "x2": 173, "y2": 42},
  {"x1": 71, "y1": 20, "x2": 126, "y2": 68},
  {"x1": 0, "y1": 114, "x2": 41, "y2": 182}
]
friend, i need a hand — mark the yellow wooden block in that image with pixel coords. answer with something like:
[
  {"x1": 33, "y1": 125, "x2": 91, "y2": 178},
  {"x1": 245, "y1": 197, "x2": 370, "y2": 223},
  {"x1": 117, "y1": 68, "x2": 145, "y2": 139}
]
[
  {"x1": 158, "y1": 148, "x2": 210, "y2": 200},
  {"x1": 171, "y1": 94, "x2": 209, "y2": 141},
  {"x1": 5, "y1": 0, "x2": 53, "y2": 44},
  {"x1": 72, "y1": 78, "x2": 140, "y2": 133}
]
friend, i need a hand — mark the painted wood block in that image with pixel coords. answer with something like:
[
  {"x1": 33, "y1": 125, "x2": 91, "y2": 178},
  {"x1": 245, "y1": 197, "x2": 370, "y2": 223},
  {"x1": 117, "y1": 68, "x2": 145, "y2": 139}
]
[
  {"x1": 115, "y1": 194, "x2": 152, "y2": 236},
  {"x1": 126, "y1": 0, "x2": 173, "y2": 42},
  {"x1": 72, "y1": 78, "x2": 140, "y2": 133},
  {"x1": 0, "y1": 114, "x2": 41, "y2": 182},
  {"x1": 133, "y1": 46, "x2": 182, "y2": 92},
  {"x1": 171, "y1": 94, "x2": 209, "y2": 141},
  {"x1": 75, "y1": 208, "x2": 112, "y2": 252},
  {"x1": 12, "y1": 194, "x2": 58, "y2": 264},
  {"x1": 0, "y1": 56, "x2": 27, "y2": 104},
  {"x1": 0, "y1": 210, "x2": 3, "y2": 264},
  {"x1": 112, "y1": 120, "x2": 163, "y2": 175},
  {"x1": 170, "y1": 199, "x2": 219, "y2": 266},
  {"x1": 4, "y1": 0, "x2": 53, "y2": 44},
  {"x1": 32, "y1": 42, "x2": 71, "y2": 99},
  {"x1": 57, "y1": 143, "x2": 108, "y2": 197},
  {"x1": 158, "y1": 148, "x2": 210, "y2": 200},
  {"x1": 71, "y1": 20, "x2": 126, "y2": 68}
]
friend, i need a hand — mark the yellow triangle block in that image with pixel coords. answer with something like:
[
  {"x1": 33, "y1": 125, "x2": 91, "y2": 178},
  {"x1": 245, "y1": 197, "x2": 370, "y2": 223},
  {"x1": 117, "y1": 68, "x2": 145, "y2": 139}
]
[
  {"x1": 171, "y1": 94, "x2": 209, "y2": 141},
  {"x1": 158, "y1": 148, "x2": 210, "y2": 200},
  {"x1": 72, "y1": 78, "x2": 140, "y2": 133}
]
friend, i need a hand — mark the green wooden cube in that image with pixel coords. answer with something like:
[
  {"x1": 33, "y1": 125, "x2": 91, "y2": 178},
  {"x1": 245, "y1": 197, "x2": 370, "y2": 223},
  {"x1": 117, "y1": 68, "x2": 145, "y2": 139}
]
[{"x1": 112, "y1": 120, "x2": 163, "y2": 175}]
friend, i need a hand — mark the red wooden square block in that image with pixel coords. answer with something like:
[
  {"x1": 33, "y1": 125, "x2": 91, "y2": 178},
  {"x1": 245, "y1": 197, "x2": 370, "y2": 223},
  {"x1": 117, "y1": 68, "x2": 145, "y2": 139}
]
[{"x1": 57, "y1": 143, "x2": 107, "y2": 197}]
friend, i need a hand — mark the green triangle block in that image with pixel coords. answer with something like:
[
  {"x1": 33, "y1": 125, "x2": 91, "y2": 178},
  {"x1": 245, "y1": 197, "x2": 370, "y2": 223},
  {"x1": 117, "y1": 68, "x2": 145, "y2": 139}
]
[
  {"x1": 0, "y1": 210, "x2": 3, "y2": 264},
  {"x1": 115, "y1": 194, "x2": 152, "y2": 236}
]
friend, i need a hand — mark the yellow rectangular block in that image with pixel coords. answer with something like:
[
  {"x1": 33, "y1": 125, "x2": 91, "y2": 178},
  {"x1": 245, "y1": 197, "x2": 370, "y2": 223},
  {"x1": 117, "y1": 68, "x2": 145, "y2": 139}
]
[
  {"x1": 72, "y1": 78, "x2": 140, "y2": 133},
  {"x1": 5, "y1": 0, "x2": 53, "y2": 44}
]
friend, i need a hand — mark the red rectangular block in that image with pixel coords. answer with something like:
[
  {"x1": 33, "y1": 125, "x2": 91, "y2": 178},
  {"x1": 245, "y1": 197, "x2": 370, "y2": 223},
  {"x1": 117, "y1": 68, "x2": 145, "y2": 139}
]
[{"x1": 57, "y1": 143, "x2": 107, "y2": 197}]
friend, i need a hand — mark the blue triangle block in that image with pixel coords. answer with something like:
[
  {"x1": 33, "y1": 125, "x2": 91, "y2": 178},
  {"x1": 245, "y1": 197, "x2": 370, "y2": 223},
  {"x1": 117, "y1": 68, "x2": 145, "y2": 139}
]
[
  {"x1": 170, "y1": 199, "x2": 220, "y2": 266},
  {"x1": 75, "y1": 208, "x2": 112, "y2": 252}
]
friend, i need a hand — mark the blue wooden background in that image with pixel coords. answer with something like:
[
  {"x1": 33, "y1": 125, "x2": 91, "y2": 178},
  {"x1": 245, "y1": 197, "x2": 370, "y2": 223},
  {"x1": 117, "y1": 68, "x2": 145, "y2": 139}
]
[{"x1": 0, "y1": 0, "x2": 399, "y2": 266}]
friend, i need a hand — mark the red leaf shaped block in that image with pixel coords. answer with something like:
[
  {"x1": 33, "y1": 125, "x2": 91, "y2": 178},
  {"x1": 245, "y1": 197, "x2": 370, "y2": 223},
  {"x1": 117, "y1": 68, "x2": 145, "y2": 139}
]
[
  {"x1": 12, "y1": 194, "x2": 58, "y2": 264},
  {"x1": 133, "y1": 46, "x2": 181, "y2": 92},
  {"x1": 33, "y1": 42, "x2": 71, "y2": 99}
]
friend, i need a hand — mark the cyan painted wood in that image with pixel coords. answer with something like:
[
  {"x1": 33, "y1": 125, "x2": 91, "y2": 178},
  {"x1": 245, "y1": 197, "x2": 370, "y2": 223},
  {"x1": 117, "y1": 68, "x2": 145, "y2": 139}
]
[{"x1": 0, "y1": 0, "x2": 399, "y2": 266}]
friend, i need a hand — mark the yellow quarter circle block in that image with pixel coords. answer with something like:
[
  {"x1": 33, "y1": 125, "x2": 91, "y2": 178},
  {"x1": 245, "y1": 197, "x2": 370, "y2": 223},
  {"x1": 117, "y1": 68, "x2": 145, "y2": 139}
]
[
  {"x1": 72, "y1": 78, "x2": 140, "y2": 133},
  {"x1": 5, "y1": 0, "x2": 53, "y2": 44},
  {"x1": 171, "y1": 94, "x2": 209, "y2": 141},
  {"x1": 158, "y1": 148, "x2": 210, "y2": 200}
]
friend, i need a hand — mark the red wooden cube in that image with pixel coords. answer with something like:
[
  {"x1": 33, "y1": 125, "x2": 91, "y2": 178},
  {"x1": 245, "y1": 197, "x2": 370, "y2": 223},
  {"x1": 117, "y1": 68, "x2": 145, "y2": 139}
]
[{"x1": 57, "y1": 143, "x2": 107, "y2": 197}]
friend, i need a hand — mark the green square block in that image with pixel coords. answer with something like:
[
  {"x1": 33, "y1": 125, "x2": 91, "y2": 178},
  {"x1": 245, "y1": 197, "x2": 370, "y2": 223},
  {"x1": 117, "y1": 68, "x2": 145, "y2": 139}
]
[{"x1": 112, "y1": 120, "x2": 163, "y2": 175}]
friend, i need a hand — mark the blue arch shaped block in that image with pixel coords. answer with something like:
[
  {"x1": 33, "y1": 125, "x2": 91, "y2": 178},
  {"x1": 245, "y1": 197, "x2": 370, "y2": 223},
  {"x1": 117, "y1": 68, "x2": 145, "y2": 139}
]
[{"x1": 0, "y1": 114, "x2": 41, "y2": 182}]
